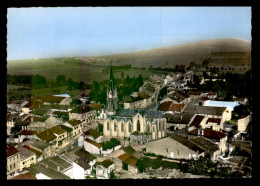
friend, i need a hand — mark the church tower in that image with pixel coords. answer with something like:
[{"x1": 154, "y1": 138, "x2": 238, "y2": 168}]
[{"x1": 107, "y1": 63, "x2": 118, "y2": 115}]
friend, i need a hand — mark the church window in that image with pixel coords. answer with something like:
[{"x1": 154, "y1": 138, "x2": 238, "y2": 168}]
[
  {"x1": 129, "y1": 124, "x2": 132, "y2": 132},
  {"x1": 121, "y1": 123, "x2": 124, "y2": 132},
  {"x1": 114, "y1": 123, "x2": 117, "y2": 131},
  {"x1": 107, "y1": 122, "x2": 109, "y2": 130},
  {"x1": 137, "y1": 120, "x2": 141, "y2": 132}
]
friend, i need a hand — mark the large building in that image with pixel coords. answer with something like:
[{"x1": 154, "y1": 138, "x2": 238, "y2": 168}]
[{"x1": 103, "y1": 109, "x2": 167, "y2": 141}]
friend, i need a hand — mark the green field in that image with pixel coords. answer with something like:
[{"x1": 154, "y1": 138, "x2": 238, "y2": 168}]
[
  {"x1": 7, "y1": 58, "x2": 165, "y2": 100},
  {"x1": 7, "y1": 58, "x2": 163, "y2": 83}
]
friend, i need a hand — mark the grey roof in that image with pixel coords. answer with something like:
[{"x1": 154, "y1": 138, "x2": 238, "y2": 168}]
[
  {"x1": 165, "y1": 113, "x2": 195, "y2": 124},
  {"x1": 183, "y1": 104, "x2": 227, "y2": 116},
  {"x1": 169, "y1": 134, "x2": 204, "y2": 154},
  {"x1": 14, "y1": 120, "x2": 29, "y2": 126},
  {"x1": 30, "y1": 163, "x2": 70, "y2": 179},
  {"x1": 17, "y1": 145, "x2": 36, "y2": 161},
  {"x1": 114, "y1": 109, "x2": 164, "y2": 118},
  {"x1": 189, "y1": 137, "x2": 219, "y2": 154},
  {"x1": 22, "y1": 138, "x2": 49, "y2": 151},
  {"x1": 74, "y1": 148, "x2": 96, "y2": 170}
]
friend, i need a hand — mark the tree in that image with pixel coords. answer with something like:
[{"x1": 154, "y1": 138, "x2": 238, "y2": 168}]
[
  {"x1": 109, "y1": 171, "x2": 117, "y2": 179},
  {"x1": 122, "y1": 162, "x2": 128, "y2": 170},
  {"x1": 121, "y1": 71, "x2": 125, "y2": 79},
  {"x1": 56, "y1": 74, "x2": 66, "y2": 86}
]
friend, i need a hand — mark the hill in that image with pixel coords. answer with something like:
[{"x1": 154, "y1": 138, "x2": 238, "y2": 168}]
[{"x1": 80, "y1": 38, "x2": 251, "y2": 68}]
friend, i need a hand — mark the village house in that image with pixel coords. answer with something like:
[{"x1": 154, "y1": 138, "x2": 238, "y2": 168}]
[
  {"x1": 27, "y1": 115, "x2": 59, "y2": 131},
  {"x1": 84, "y1": 128, "x2": 102, "y2": 143},
  {"x1": 84, "y1": 138, "x2": 103, "y2": 154},
  {"x1": 7, "y1": 145, "x2": 21, "y2": 177},
  {"x1": 49, "y1": 125, "x2": 68, "y2": 147},
  {"x1": 166, "y1": 90, "x2": 191, "y2": 104},
  {"x1": 95, "y1": 159, "x2": 114, "y2": 179},
  {"x1": 145, "y1": 134, "x2": 204, "y2": 160},
  {"x1": 166, "y1": 112, "x2": 195, "y2": 131},
  {"x1": 29, "y1": 155, "x2": 85, "y2": 179},
  {"x1": 69, "y1": 105, "x2": 96, "y2": 123},
  {"x1": 22, "y1": 138, "x2": 53, "y2": 160},
  {"x1": 35, "y1": 129, "x2": 58, "y2": 150},
  {"x1": 123, "y1": 92, "x2": 155, "y2": 109},
  {"x1": 60, "y1": 125, "x2": 74, "y2": 141},
  {"x1": 63, "y1": 119, "x2": 83, "y2": 137},
  {"x1": 183, "y1": 104, "x2": 231, "y2": 131},
  {"x1": 189, "y1": 137, "x2": 220, "y2": 161},
  {"x1": 203, "y1": 100, "x2": 238, "y2": 118},
  {"x1": 188, "y1": 128, "x2": 228, "y2": 155},
  {"x1": 17, "y1": 145, "x2": 37, "y2": 171}
]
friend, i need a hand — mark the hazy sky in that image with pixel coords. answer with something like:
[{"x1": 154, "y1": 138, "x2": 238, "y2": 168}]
[{"x1": 7, "y1": 7, "x2": 251, "y2": 60}]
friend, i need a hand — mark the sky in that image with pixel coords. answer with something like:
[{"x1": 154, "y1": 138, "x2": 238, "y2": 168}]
[{"x1": 7, "y1": 7, "x2": 251, "y2": 60}]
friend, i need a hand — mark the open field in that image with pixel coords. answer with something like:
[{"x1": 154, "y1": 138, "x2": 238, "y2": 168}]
[{"x1": 7, "y1": 59, "x2": 163, "y2": 83}]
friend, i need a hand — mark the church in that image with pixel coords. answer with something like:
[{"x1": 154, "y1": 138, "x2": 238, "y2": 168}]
[{"x1": 103, "y1": 64, "x2": 167, "y2": 143}]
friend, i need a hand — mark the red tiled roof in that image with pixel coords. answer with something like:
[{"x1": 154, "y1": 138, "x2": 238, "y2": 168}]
[
  {"x1": 207, "y1": 118, "x2": 221, "y2": 125},
  {"x1": 23, "y1": 145, "x2": 42, "y2": 157},
  {"x1": 188, "y1": 129, "x2": 227, "y2": 140},
  {"x1": 68, "y1": 119, "x2": 82, "y2": 126},
  {"x1": 19, "y1": 130, "x2": 36, "y2": 136},
  {"x1": 7, "y1": 145, "x2": 19, "y2": 157},
  {"x1": 85, "y1": 138, "x2": 102, "y2": 149},
  {"x1": 190, "y1": 115, "x2": 205, "y2": 127},
  {"x1": 24, "y1": 116, "x2": 42, "y2": 122},
  {"x1": 169, "y1": 103, "x2": 186, "y2": 112},
  {"x1": 201, "y1": 97, "x2": 209, "y2": 101},
  {"x1": 84, "y1": 129, "x2": 101, "y2": 139},
  {"x1": 157, "y1": 101, "x2": 173, "y2": 111},
  {"x1": 207, "y1": 92, "x2": 217, "y2": 95},
  {"x1": 188, "y1": 91, "x2": 201, "y2": 95},
  {"x1": 10, "y1": 172, "x2": 36, "y2": 180}
]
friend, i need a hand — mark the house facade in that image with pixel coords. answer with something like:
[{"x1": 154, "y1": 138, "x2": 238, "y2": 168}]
[{"x1": 7, "y1": 145, "x2": 21, "y2": 177}]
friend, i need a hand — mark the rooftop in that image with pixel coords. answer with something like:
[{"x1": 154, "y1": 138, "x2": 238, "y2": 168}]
[
  {"x1": 36, "y1": 130, "x2": 57, "y2": 143},
  {"x1": 114, "y1": 109, "x2": 164, "y2": 118},
  {"x1": 207, "y1": 118, "x2": 221, "y2": 125},
  {"x1": 165, "y1": 113, "x2": 195, "y2": 124},
  {"x1": 188, "y1": 129, "x2": 227, "y2": 140},
  {"x1": 68, "y1": 119, "x2": 82, "y2": 126},
  {"x1": 203, "y1": 100, "x2": 238, "y2": 111},
  {"x1": 183, "y1": 104, "x2": 227, "y2": 116},
  {"x1": 190, "y1": 137, "x2": 219, "y2": 154},
  {"x1": 98, "y1": 159, "x2": 114, "y2": 168},
  {"x1": 9, "y1": 172, "x2": 36, "y2": 180},
  {"x1": 70, "y1": 105, "x2": 95, "y2": 114},
  {"x1": 85, "y1": 138, "x2": 102, "y2": 149},
  {"x1": 22, "y1": 138, "x2": 49, "y2": 151},
  {"x1": 7, "y1": 145, "x2": 19, "y2": 157},
  {"x1": 17, "y1": 145, "x2": 36, "y2": 161},
  {"x1": 189, "y1": 115, "x2": 205, "y2": 127},
  {"x1": 84, "y1": 129, "x2": 101, "y2": 139},
  {"x1": 49, "y1": 125, "x2": 67, "y2": 135},
  {"x1": 169, "y1": 134, "x2": 204, "y2": 154}
]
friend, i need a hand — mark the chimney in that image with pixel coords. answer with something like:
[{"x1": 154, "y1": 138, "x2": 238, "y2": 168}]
[
  {"x1": 180, "y1": 115, "x2": 183, "y2": 121},
  {"x1": 47, "y1": 130, "x2": 49, "y2": 135},
  {"x1": 57, "y1": 166, "x2": 60, "y2": 172},
  {"x1": 31, "y1": 117, "x2": 33, "y2": 122},
  {"x1": 45, "y1": 164, "x2": 48, "y2": 169}
]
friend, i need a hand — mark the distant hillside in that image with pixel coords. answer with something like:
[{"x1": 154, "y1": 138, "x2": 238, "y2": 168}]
[{"x1": 80, "y1": 38, "x2": 251, "y2": 68}]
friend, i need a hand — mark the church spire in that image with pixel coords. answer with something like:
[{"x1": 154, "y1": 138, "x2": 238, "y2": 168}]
[{"x1": 107, "y1": 61, "x2": 118, "y2": 115}]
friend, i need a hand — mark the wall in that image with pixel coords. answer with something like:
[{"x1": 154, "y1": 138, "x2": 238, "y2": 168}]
[
  {"x1": 145, "y1": 137, "x2": 200, "y2": 160},
  {"x1": 7, "y1": 153, "x2": 20, "y2": 177},
  {"x1": 238, "y1": 115, "x2": 250, "y2": 132},
  {"x1": 83, "y1": 141, "x2": 101, "y2": 154}
]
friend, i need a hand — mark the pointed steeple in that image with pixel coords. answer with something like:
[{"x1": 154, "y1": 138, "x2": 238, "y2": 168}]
[{"x1": 109, "y1": 62, "x2": 115, "y2": 91}]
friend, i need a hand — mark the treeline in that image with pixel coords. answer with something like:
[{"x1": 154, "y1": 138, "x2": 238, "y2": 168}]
[
  {"x1": 7, "y1": 74, "x2": 47, "y2": 89},
  {"x1": 7, "y1": 74, "x2": 90, "y2": 91},
  {"x1": 148, "y1": 64, "x2": 186, "y2": 73}
]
